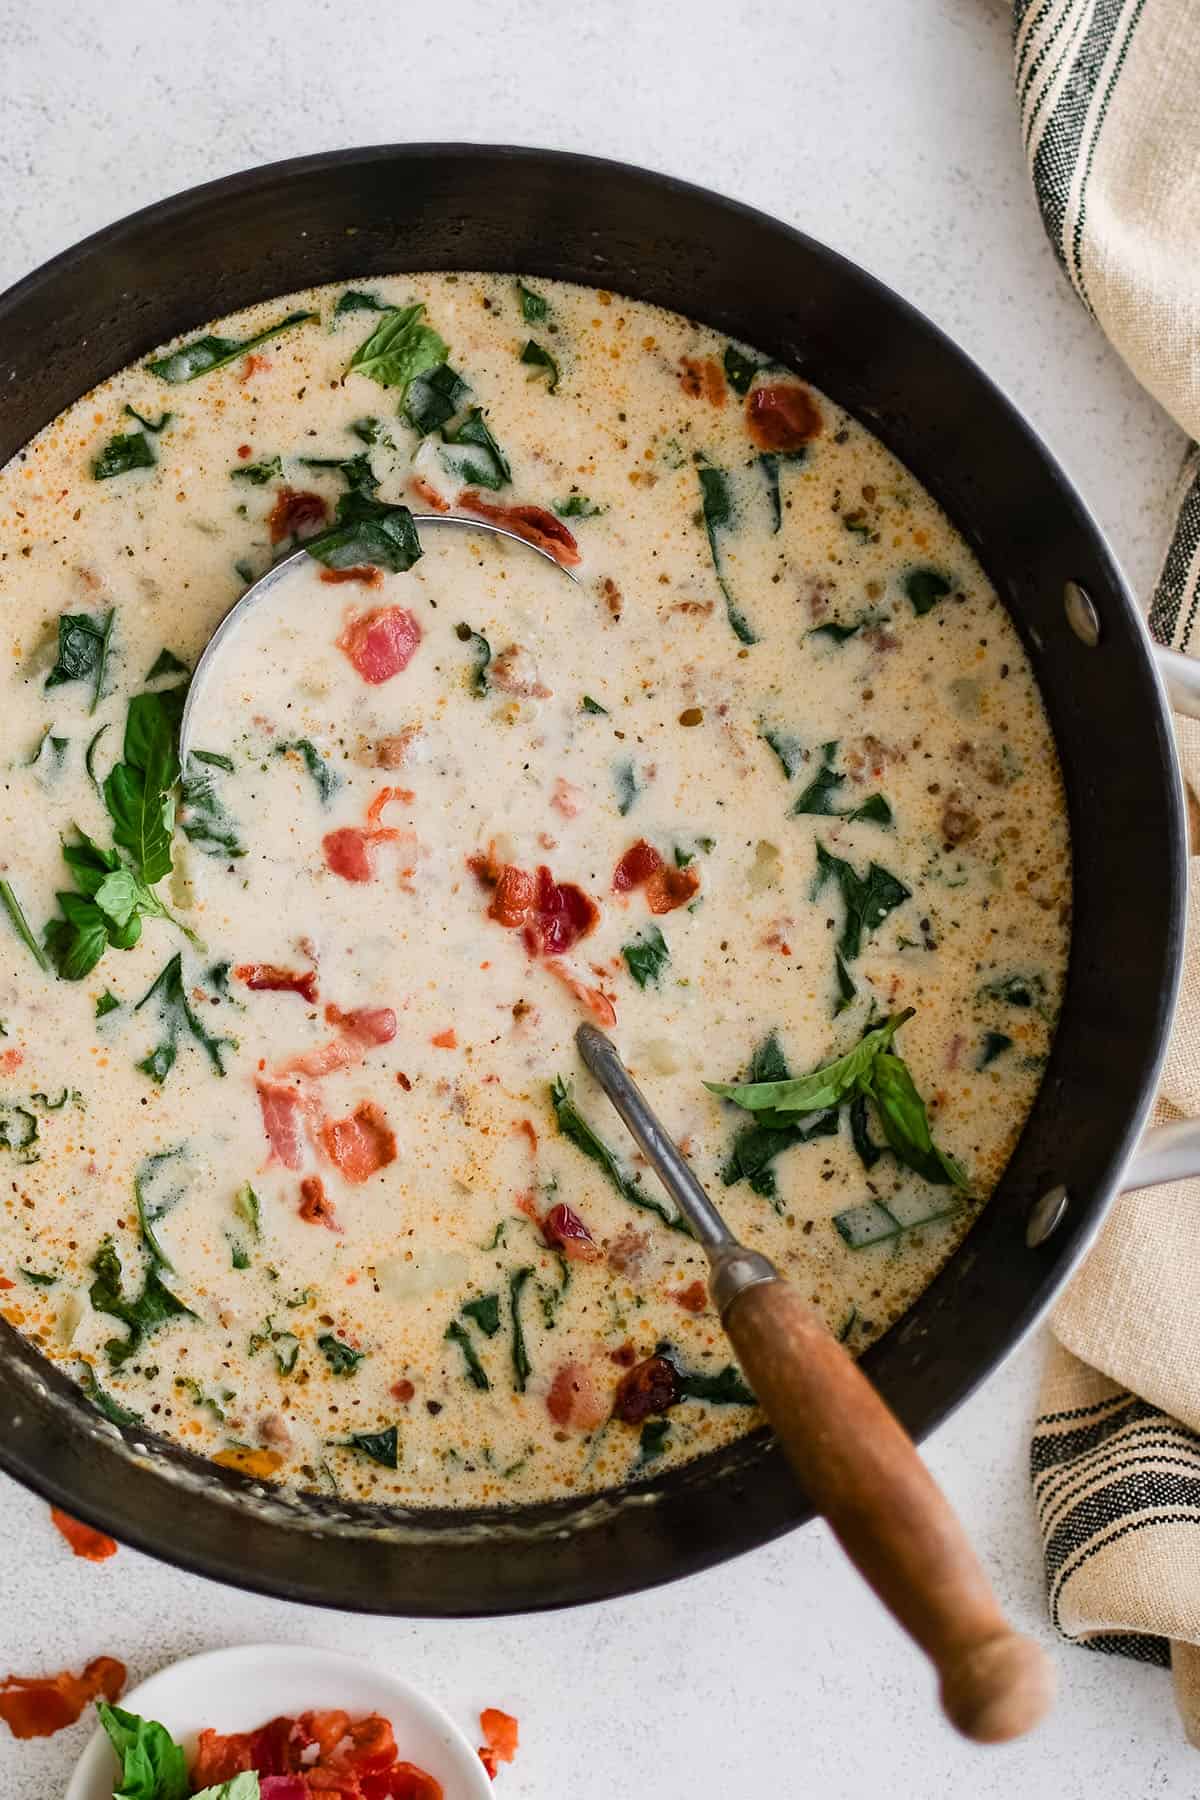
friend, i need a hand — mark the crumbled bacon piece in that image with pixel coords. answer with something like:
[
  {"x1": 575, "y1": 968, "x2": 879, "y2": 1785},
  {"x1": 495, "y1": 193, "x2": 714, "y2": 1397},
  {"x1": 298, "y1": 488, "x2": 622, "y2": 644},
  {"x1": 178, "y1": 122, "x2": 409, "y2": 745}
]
[
  {"x1": 431, "y1": 1028, "x2": 457, "y2": 1049},
  {"x1": 481, "y1": 861, "x2": 598, "y2": 956},
  {"x1": 267, "y1": 487, "x2": 328, "y2": 543},
  {"x1": 489, "y1": 644, "x2": 551, "y2": 698},
  {"x1": 320, "y1": 565, "x2": 384, "y2": 588},
  {"x1": 282, "y1": 1039, "x2": 359, "y2": 1080},
  {"x1": 457, "y1": 491, "x2": 581, "y2": 567},
  {"x1": 607, "y1": 1225, "x2": 650, "y2": 1276},
  {"x1": 322, "y1": 787, "x2": 407, "y2": 883},
  {"x1": 337, "y1": 605, "x2": 422, "y2": 685},
  {"x1": 324, "y1": 1004, "x2": 397, "y2": 1046},
  {"x1": 745, "y1": 382, "x2": 823, "y2": 452},
  {"x1": 612, "y1": 839, "x2": 699, "y2": 913},
  {"x1": 613, "y1": 1354, "x2": 680, "y2": 1424},
  {"x1": 671, "y1": 1280, "x2": 708, "y2": 1314},
  {"x1": 0, "y1": 1657, "x2": 125, "y2": 1739},
  {"x1": 391, "y1": 1379, "x2": 415, "y2": 1403},
  {"x1": 478, "y1": 1708, "x2": 519, "y2": 1769},
  {"x1": 236, "y1": 963, "x2": 319, "y2": 1004},
  {"x1": 542, "y1": 1201, "x2": 602, "y2": 1263},
  {"x1": 256, "y1": 1081, "x2": 308, "y2": 1170},
  {"x1": 679, "y1": 355, "x2": 726, "y2": 405},
  {"x1": 49, "y1": 1507, "x2": 117, "y2": 1561},
  {"x1": 364, "y1": 726, "x2": 421, "y2": 769},
  {"x1": 544, "y1": 959, "x2": 617, "y2": 1026},
  {"x1": 613, "y1": 839, "x2": 664, "y2": 892},
  {"x1": 409, "y1": 475, "x2": 450, "y2": 512},
  {"x1": 299, "y1": 1176, "x2": 342, "y2": 1232},
  {"x1": 546, "y1": 1362, "x2": 607, "y2": 1430},
  {"x1": 320, "y1": 1101, "x2": 397, "y2": 1183}
]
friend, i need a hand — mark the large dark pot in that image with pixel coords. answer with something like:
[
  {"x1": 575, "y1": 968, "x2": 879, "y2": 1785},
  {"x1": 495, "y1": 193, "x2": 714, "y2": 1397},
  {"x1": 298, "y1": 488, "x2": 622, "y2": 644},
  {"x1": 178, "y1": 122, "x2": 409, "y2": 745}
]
[{"x1": 0, "y1": 145, "x2": 1186, "y2": 1614}]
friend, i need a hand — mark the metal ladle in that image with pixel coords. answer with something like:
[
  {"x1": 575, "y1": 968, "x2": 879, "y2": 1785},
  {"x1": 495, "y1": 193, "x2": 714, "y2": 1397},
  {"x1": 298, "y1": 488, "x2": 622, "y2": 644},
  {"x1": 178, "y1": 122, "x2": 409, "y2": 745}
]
[
  {"x1": 576, "y1": 1022, "x2": 1055, "y2": 1745},
  {"x1": 178, "y1": 513, "x2": 577, "y2": 762}
]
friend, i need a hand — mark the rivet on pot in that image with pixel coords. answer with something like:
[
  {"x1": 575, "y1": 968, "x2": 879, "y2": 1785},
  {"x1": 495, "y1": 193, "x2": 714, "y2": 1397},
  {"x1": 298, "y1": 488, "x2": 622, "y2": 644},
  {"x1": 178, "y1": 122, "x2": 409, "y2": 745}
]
[
  {"x1": 1064, "y1": 581, "x2": 1100, "y2": 647},
  {"x1": 1026, "y1": 1184, "x2": 1070, "y2": 1248}
]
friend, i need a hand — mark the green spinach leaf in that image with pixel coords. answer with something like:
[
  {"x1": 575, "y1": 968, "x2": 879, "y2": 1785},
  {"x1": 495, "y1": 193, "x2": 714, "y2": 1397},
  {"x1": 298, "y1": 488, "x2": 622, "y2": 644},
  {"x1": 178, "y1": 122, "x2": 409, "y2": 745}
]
[
  {"x1": 520, "y1": 340, "x2": 559, "y2": 392},
  {"x1": 404, "y1": 363, "x2": 471, "y2": 436},
  {"x1": 462, "y1": 1291, "x2": 502, "y2": 1337},
  {"x1": 348, "y1": 302, "x2": 447, "y2": 397},
  {"x1": 149, "y1": 310, "x2": 317, "y2": 383},
  {"x1": 229, "y1": 456, "x2": 282, "y2": 485},
  {"x1": 146, "y1": 649, "x2": 189, "y2": 681},
  {"x1": 554, "y1": 494, "x2": 603, "y2": 518},
  {"x1": 517, "y1": 282, "x2": 549, "y2": 322},
  {"x1": 439, "y1": 407, "x2": 510, "y2": 490},
  {"x1": 334, "y1": 289, "x2": 392, "y2": 315},
  {"x1": 759, "y1": 725, "x2": 805, "y2": 779},
  {"x1": 454, "y1": 622, "x2": 491, "y2": 695},
  {"x1": 180, "y1": 755, "x2": 245, "y2": 859},
  {"x1": 723, "y1": 343, "x2": 765, "y2": 395},
  {"x1": 904, "y1": 567, "x2": 952, "y2": 616},
  {"x1": 698, "y1": 463, "x2": 756, "y2": 644},
  {"x1": 622, "y1": 924, "x2": 669, "y2": 989},
  {"x1": 0, "y1": 880, "x2": 49, "y2": 972},
  {"x1": 297, "y1": 452, "x2": 379, "y2": 497},
  {"x1": 319, "y1": 1333, "x2": 364, "y2": 1376},
  {"x1": 124, "y1": 405, "x2": 172, "y2": 434},
  {"x1": 811, "y1": 842, "x2": 910, "y2": 961},
  {"x1": 445, "y1": 1318, "x2": 490, "y2": 1389},
  {"x1": 46, "y1": 610, "x2": 115, "y2": 712},
  {"x1": 135, "y1": 953, "x2": 236, "y2": 1082},
  {"x1": 343, "y1": 1425, "x2": 399, "y2": 1468},
  {"x1": 89, "y1": 1236, "x2": 194, "y2": 1367},
  {"x1": 303, "y1": 492, "x2": 422, "y2": 574},
  {"x1": 273, "y1": 738, "x2": 341, "y2": 804},
  {"x1": 509, "y1": 1264, "x2": 533, "y2": 1392},
  {"x1": 92, "y1": 433, "x2": 155, "y2": 480},
  {"x1": 551, "y1": 1076, "x2": 690, "y2": 1234}
]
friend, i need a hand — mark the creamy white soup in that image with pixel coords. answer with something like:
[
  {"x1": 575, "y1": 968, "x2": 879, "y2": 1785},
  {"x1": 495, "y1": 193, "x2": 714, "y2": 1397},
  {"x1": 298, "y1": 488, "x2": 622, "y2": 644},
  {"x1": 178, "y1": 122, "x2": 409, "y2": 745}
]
[{"x1": 0, "y1": 275, "x2": 1069, "y2": 1506}]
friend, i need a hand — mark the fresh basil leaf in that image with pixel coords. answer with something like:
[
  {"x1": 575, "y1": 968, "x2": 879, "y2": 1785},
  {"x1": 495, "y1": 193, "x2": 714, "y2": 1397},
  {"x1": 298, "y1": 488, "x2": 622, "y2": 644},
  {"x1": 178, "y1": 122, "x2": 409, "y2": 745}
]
[
  {"x1": 124, "y1": 405, "x2": 172, "y2": 435},
  {"x1": 811, "y1": 842, "x2": 910, "y2": 961},
  {"x1": 439, "y1": 407, "x2": 510, "y2": 490},
  {"x1": 146, "y1": 649, "x2": 189, "y2": 681},
  {"x1": 555, "y1": 494, "x2": 603, "y2": 518},
  {"x1": 509, "y1": 1264, "x2": 533, "y2": 1392},
  {"x1": 89, "y1": 1235, "x2": 194, "y2": 1367},
  {"x1": 462, "y1": 1291, "x2": 502, "y2": 1337},
  {"x1": 105, "y1": 764, "x2": 175, "y2": 887},
  {"x1": 44, "y1": 891, "x2": 111, "y2": 980},
  {"x1": 318, "y1": 1332, "x2": 364, "y2": 1375},
  {"x1": 135, "y1": 953, "x2": 236, "y2": 1082},
  {"x1": 551, "y1": 1076, "x2": 691, "y2": 1234},
  {"x1": 445, "y1": 1318, "x2": 490, "y2": 1389},
  {"x1": 404, "y1": 363, "x2": 471, "y2": 436},
  {"x1": 454, "y1": 622, "x2": 491, "y2": 695},
  {"x1": 230, "y1": 456, "x2": 282, "y2": 485},
  {"x1": 148, "y1": 310, "x2": 317, "y2": 383},
  {"x1": 343, "y1": 1425, "x2": 399, "y2": 1467},
  {"x1": 334, "y1": 289, "x2": 392, "y2": 315},
  {"x1": 180, "y1": 755, "x2": 245, "y2": 859},
  {"x1": 622, "y1": 924, "x2": 669, "y2": 989},
  {"x1": 707, "y1": 1009, "x2": 912, "y2": 1114},
  {"x1": 517, "y1": 281, "x2": 549, "y2": 322},
  {"x1": 348, "y1": 302, "x2": 447, "y2": 396},
  {"x1": 723, "y1": 343, "x2": 764, "y2": 395},
  {"x1": 859, "y1": 1050, "x2": 969, "y2": 1189},
  {"x1": 272, "y1": 738, "x2": 341, "y2": 805},
  {"x1": 97, "y1": 1700, "x2": 190, "y2": 1800},
  {"x1": 46, "y1": 610, "x2": 115, "y2": 712},
  {"x1": 304, "y1": 491, "x2": 422, "y2": 574},
  {"x1": 698, "y1": 463, "x2": 756, "y2": 644},
  {"x1": 759, "y1": 726, "x2": 805, "y2": 779},
  {"x1": 0, "y1": 880, "x2": 50, "y2": 973},
  {"x1": 92, "y1": 432, "x2": 155, "y2": 480},
  {"x1": 904, "y1": 567, "x2": 952, "y2": 616},
  {"x1": 520, "y1": 340, "x2": 559, "y2": 392},
  {"x1": 297, "y1": 452, "x2": 379, "y2": 498}
]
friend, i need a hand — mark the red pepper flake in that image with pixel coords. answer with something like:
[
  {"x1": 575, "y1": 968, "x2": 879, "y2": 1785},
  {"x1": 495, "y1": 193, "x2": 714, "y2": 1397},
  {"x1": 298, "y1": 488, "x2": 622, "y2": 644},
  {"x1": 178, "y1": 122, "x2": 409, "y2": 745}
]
[
  {"x1": 671, "y1": 1280, "x2": 708, "y2": 1314},
  {"x1": 236, "y1": 963, "x2": 319, "y2": 1004},
  {"x1": 298, "y1": 1176, "x2": 342, "y2": 1233},
  {"x1": 319, "y1": 565, "x2": 384, "y2": 588},
  {"x1": 431, "y1": 1028, "x2": 457, "y2": 1049},
  {"x1": 49, "y1": 1507, "x2": 118, "y2": 1562},
  {"x1": 237, "y1": 444, "x2": 253, "y2": 459},
  {"x1": 267, "y1": 487, "x2": 328, "y2": 544},
  {"x1": 0, "y1": 1656, "x2": 125, "y2": 1739},
  {"x1": 613, "y1": 1354, "x2": 679, "y2": 1423},
  {"x1": 745, "y1": 381, "x2": 823, "y2": 452},
  {"x1": 390, "y1": 1379, "x2": 415, "y2": 1403},
  {"x1": 457, "y1": 490, "x2": 581, "y2": 568}
]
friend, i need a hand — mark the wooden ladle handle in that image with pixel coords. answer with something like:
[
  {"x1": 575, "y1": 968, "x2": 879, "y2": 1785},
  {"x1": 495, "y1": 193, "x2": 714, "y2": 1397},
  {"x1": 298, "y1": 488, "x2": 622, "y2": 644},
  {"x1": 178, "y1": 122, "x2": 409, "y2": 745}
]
[{"x1": 721, "y1": 1276, "x2": 1055, "y2": 1743}]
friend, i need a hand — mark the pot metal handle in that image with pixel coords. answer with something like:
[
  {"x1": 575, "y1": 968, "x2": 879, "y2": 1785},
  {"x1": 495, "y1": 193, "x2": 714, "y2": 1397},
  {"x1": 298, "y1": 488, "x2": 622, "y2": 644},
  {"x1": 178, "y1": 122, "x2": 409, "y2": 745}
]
[
  {"x1": 1123, "y1": 1118, "x2": 1200, "y2": 1190},
  {"x1": 1154, "y1": 645, "x2": 1200, "y2": 721}
]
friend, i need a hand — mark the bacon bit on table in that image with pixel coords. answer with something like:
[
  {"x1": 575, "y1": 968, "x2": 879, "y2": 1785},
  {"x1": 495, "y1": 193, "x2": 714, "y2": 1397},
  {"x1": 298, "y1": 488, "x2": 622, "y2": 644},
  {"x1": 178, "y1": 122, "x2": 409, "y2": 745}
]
[
  {"x1": 256, "y1": 1080, "x2": 309, "y2": 1170},
  {"x1": 213, "y1": 1446, "x2": 284, "y2": 1480},
  {"x1": 457, "y1": 490, "x2": 581, "y2": 567},
  {"x1": 0, "y1": 1048, "x2": 23, "y2": 1073},
  {"x1": 409, "y1": 475, "x2": 450, "y2": 512},
  {"x1": 477, "y1": 1709, "x2": 519, "y2": 1779},
  {"x1": 49, "y1": 1507, "x2": 117, "y2": 1561},
  {"x1": 236, "y1": 963, "x2": 319, "y2": 1004},
  {"x1": 325, "y1": 1004, "x2": 397, "y2": 1046},
  {"x1": 320, "y1": 565, "x2": 385, "y2": 589},
  {"x1": 320, "y1": 1100, "x2": 397, "y2": 1184},
  {"x1": 542, "y1": 1201, "x2": 602, "y2": 1263},
  {"x1": 268, "y1": 487, "x2": 328, "y2": 543},
  {"x1": 193, "y1": 1709, "x2": 441, "y2": 1798},
  {"x1": 545, "y1": 1362, "x2": 608, "y2": 1432},
  {"x1": 745, "y1": 381, "x2": 823, "y2": 452},
  {"x1": 551, "y1": 776, "x2": 584, "y2": 817},
  {"x1": 390, "y1": 1379, "x2": 415, "y2": 1403},
  {"x1": 0, "y1": 1656, "x2": 124, "y2": 1739},
  {"x1": 612, "y1": 839, "x2": 699, "y2": 913},
  {"x1": 613, "y1": 1354, "x2": 680, "y2": 1423},
  {"x1": 299, "y1": 1175, "x2": 342, "y2": 1232},
  {"x1": 431, "y1": 1028, "x2": 457, "y2": 1049},
  {"x1": 679, "y1": 355, "x2": 726, "y2": 405},
  {"x1": 671, "y1": 1280, "x2": 708, "y2": 1314},
  {"x1": 337, "y1": 605, "x2": 422, "y2": 685}
]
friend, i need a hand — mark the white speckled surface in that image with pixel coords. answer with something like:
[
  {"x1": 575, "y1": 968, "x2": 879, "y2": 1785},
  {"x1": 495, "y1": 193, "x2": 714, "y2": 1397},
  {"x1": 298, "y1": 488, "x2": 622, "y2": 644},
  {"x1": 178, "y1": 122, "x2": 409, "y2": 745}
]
[{"x1": 0, "y1": 0, "x2": 1193, "y2": 1793}]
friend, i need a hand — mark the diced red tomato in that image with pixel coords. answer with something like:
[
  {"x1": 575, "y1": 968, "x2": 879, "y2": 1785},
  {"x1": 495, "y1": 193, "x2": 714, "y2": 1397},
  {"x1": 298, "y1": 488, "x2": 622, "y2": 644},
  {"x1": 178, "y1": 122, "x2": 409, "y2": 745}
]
[
  {"x1": 745, "y1": 381, "x2": 823, "y2": 451},
  {"x1": 320, "y1": 565, "x2": 384, "y2": 588},
  {"x1": 325, "y1": 1004, "x2": 397, "y2": 1045},
  {"x1": 0, "y1": 1657, "x2": 125, "y2": 1740},
  {"x1": 49, "y1": 1507, "x2": 117, "y2": 1561},
  {"x1": 613, "y1": 1354, "x2": 680, "y2": 1423},
  {"x1": 409, "y1": 476, "x2": 450, "y2": 513},
  {"x1": 612, "y1": 839, "x2": 699, "y2": 913},
  {"x1": 237, "y1": 963, "x2": 319, "y2": 1004},
  {"x1": 542, "y1": 1201, "x2": 602, "y2": 1263},
  {"x1": 613, "y1": 839, "x2": 664, "y2": 891},
  {"x1": 672, "y1": 1280, "x2": 708, "y2": 1314},
  {"x1": 544, "y1": 959, "x2": 617, "y2": 1026},
  {"x1": 322, "y1": 827, "x2": 376, "y2": 883},
  {"x1": 299, "y1": 1175, "x2": 342, "y2": 1232},
  {"x1": 546, "y1": 1361, "x2": 607, "y2": 1430},
  {"x1": 457, "y1": 491, "x2": 581, "y2": 567},
  {"x1": 338, "y1": 606, "x2": 422, "y2": 684},
  {"x1": 268, "y1": 487, "x2": 328, "y2": 544},
  {"x1": 479, "y1": 1708, "x2": 519, "y2": 1767},
  {"x1": 257, "y1": 1080, "x2": 308, "y2": 1170},
  {"x1": 320, "y1": 1101, "x2": 397, "y2": 1183}
]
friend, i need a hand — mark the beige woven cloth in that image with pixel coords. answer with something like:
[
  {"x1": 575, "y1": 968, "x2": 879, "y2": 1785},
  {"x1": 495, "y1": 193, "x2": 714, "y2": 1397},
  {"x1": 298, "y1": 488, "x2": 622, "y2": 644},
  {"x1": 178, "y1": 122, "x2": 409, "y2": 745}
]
[{"x1": 1014, "y1": 0, "x2": 1200, "y2": 1737}]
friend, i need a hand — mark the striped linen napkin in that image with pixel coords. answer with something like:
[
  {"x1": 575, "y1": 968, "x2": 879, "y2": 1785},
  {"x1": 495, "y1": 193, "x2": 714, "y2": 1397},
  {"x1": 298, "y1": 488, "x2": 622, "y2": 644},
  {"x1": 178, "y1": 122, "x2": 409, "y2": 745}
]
[{"x1": 1014, "y1": 0, "x2": 1200, "y2": 1738}]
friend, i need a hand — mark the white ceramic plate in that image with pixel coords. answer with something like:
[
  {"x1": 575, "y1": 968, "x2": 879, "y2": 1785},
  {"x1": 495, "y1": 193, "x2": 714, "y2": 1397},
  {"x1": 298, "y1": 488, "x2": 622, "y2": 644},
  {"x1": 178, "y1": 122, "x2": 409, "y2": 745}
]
[{"x1": 64, "y1": 1643, "x2": 493, "y2": 1800}]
